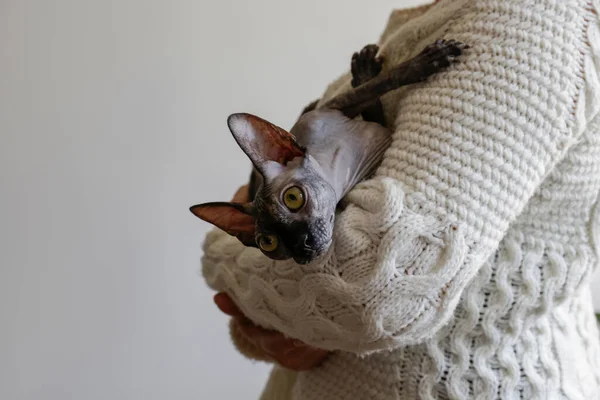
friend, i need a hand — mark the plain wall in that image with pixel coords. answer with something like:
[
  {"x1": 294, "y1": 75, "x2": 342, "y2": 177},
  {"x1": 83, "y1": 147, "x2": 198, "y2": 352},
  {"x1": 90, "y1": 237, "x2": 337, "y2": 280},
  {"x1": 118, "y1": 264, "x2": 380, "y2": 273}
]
[{"x1": 1, "y1": 1, "x2": 598, "y2": 399}]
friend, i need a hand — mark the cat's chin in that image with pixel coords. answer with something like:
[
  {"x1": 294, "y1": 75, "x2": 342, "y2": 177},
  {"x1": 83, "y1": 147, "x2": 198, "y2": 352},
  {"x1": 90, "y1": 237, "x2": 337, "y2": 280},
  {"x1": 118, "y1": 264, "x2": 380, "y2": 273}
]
[
  {"x1": 292, "y1": 250, "x2": 319, "y2": 265},
  {"x1": 293, "y1": 256, "x2": 313, "y2": 265},
  {"x1": 292, "y1": 240, "x2": 332, "y2": 265},
  {"x1": 292, "y1": 253, "x2": 325, "y2": 265}
]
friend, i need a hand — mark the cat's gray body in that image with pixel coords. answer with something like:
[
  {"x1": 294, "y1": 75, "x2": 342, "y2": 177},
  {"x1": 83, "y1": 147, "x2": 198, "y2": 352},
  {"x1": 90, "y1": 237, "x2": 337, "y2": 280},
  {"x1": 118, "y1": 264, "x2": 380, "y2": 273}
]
[
  {"x1": 291, "y1": 109, "x2": 392, "y2": 200},
  {"x1": 191, "y1": 40, "x2": 467, "y2": 264},
  {"x1": 245, "y1": 109, "x2": 392, "y2": 263}
]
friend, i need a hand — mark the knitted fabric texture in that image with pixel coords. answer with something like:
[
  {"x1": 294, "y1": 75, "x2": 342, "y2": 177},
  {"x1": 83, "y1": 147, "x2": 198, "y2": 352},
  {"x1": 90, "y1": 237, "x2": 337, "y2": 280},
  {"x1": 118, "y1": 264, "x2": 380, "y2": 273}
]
[{"x1": 201, "y1": 0, "x2": 600, "y2": 398}]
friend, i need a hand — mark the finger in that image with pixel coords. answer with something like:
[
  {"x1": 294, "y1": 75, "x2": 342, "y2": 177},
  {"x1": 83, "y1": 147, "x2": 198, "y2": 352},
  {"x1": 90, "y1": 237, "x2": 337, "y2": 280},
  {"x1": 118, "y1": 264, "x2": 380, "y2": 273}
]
[
  {"x1": 244, "y1": 327, "x2": 315, "y2": 360},
  {"x1": 236, "y1": 322, "x2": 299, "y2": 360},
  {"x1": 213, "y1": 292, "x2": 245, "y2": 318},
  {"x1": 258, "y1": 332, "x2": 296, "y2": 355},
  {"x1": 229, "y1": 318, "x2": 274, "y2": 362},
  {"x1": 237, "y1": 321, "x2": 309, "y2": 354},
  {"x1": 273, "y1": 347, "x2": 330, "y2": 371},
  {"x1": 258, "y1": 334, "x2": 329, "y2": 370},
  {"x1": 237, "y1": 318, "x2": 280, "y2": 340},
  {"x1": 236, "y1": 321, "x2": 330, "y2": 371}
]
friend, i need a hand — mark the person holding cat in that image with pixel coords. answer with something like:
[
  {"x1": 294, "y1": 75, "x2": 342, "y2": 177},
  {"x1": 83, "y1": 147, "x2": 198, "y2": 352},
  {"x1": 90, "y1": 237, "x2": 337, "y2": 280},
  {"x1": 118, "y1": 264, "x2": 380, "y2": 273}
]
[{"x1": 199, "y1": 0, "x2": 600, "y2": 398}]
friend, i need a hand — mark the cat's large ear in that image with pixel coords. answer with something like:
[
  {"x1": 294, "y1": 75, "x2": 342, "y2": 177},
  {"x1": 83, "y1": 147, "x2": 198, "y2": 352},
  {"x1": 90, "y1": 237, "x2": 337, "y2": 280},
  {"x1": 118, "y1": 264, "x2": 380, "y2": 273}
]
[
  {"x1": 227, "y1": 113, "x2": 306, "y2": 179},
  {"x1": 189, "y1": 202, "x2": 257, "y2": 247}
]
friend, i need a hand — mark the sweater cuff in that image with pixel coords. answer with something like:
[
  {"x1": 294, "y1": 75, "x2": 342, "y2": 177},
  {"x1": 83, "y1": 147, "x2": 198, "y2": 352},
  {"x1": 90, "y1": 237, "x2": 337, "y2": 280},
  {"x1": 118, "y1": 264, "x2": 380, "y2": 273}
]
[{"x1": 201, "y1": 177, "x2": 475, "y2": 353}]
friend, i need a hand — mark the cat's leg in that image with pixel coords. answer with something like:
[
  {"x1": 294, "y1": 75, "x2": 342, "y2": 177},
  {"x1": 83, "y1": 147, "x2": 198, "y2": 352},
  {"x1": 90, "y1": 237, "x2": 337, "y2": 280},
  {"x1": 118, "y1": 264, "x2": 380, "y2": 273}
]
[
  {"x1": 351, "y1": 44, "x2": 386, "y2": 126},
  {"x1": 297, "y1": 44, "x2": 385, "y2": 125},
  {"x1": 324, "y1": 39, "x2": 466, "y2": 117}
]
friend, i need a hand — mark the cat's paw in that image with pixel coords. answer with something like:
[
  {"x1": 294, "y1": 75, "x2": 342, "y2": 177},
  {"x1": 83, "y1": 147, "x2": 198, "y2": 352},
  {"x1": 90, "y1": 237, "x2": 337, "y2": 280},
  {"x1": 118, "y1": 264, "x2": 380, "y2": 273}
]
[
  {"x1": 416, "y1": 39, "x2": 468, "y2": 75},
  {"x1": 351, "y1": 44, "x2": 384, "y2": 88}
]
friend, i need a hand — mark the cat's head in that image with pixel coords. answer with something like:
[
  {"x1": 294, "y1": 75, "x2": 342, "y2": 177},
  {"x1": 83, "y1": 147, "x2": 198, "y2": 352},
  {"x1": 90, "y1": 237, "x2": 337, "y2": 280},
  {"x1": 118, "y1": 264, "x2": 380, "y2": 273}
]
[{"x1": 190, "y1": 113, "x2": 337, "y2": 264}]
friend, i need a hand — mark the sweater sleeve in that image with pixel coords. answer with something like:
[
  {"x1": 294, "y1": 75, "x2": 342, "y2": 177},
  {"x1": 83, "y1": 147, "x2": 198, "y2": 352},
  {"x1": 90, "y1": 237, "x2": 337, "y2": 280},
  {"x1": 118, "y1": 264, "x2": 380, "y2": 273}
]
[{"x1": 201, "y1": 0, "x2": 598, "y2": 354}]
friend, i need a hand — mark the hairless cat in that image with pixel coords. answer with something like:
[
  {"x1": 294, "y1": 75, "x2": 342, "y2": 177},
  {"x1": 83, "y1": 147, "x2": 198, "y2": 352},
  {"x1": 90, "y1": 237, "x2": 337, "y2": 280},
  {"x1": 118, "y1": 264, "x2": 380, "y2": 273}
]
[{"x1": 190, "y1": 39, "x2": 466, "y2": 264}]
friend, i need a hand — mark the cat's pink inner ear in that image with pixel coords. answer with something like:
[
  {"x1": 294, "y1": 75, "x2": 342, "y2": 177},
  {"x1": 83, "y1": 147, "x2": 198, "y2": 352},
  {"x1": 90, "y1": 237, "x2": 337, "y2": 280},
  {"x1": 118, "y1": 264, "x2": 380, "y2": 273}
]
[
  {"x1": 190, "y1": 202, "x2": 256, "y2": 247},
  {"x1": 228, "y1": 113, "x2": 306, "y2": 167}
]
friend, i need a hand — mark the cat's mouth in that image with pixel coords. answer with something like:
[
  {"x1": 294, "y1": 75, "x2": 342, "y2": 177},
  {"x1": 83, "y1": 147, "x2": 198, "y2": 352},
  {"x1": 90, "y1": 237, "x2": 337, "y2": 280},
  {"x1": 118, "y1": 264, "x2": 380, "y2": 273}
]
[{"x1": 291, "y1": 239, "x2": 332, "y2": 265}]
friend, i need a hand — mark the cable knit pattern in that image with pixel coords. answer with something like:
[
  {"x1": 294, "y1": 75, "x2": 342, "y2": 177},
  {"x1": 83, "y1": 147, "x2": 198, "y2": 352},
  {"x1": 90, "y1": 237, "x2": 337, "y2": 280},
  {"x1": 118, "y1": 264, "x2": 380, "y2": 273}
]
[{"x1": 200, "y1": 0, "x2": 600, "y2": 398}]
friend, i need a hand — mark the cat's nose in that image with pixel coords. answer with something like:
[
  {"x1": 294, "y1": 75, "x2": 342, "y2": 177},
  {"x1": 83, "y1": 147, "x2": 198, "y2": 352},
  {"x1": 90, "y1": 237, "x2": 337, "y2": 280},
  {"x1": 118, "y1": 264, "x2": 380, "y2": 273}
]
[{"x1": 298, "y1": 233, "x2": 314, "y2": 248}]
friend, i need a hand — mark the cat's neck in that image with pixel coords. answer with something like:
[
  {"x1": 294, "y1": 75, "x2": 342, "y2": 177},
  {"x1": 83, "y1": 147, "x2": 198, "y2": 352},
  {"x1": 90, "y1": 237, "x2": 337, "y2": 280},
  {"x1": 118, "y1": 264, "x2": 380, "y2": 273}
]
[{"x1": 306, "y1": 126, "x2": 391, "y2": 201}]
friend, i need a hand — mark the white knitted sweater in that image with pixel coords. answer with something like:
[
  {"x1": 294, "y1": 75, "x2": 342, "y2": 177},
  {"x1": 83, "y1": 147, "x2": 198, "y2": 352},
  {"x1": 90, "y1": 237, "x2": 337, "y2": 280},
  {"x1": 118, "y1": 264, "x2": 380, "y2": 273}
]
[{"x1": 201, "y1": 0, "x2": 600, "y2": 398}]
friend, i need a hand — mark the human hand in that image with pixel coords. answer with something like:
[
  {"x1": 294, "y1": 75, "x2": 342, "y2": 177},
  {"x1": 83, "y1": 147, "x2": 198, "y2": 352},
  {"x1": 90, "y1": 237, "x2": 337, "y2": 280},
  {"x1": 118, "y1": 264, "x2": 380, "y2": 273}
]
[
  {"x1": 214, "y1": 292, "x2": 330, "y2": 371},
  {"x1": 218, "y1": 184, "x2": 330, "y2": 370}
]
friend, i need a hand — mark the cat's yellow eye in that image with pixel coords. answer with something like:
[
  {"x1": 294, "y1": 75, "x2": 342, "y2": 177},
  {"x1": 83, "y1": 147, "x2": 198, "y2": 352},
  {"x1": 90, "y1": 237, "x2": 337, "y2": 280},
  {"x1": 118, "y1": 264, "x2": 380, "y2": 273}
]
[
  {"x1": 258, "y1": 234, "x2": 278, "y2": 252},
  {"x1": 283, "y1": 186, "x2": 305, "y2": 211}
]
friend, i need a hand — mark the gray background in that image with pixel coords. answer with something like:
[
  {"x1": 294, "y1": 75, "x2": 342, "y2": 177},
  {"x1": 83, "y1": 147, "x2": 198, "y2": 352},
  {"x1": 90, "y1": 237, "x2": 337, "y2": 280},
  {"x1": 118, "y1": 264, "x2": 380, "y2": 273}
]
[{"x1": 1, "y1": 0, "x2": 598, "y2": 399}]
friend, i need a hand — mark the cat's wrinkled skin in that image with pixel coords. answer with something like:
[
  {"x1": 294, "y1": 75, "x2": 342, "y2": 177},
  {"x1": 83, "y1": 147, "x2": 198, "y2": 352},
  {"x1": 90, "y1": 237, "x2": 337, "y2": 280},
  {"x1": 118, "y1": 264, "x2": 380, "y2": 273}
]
[
  {"x1": 246, "y1": 109, "x2": 392, "y2": 264},
  {"x1": 190, "y1": 40, "x2": 467, "y2": 264}
]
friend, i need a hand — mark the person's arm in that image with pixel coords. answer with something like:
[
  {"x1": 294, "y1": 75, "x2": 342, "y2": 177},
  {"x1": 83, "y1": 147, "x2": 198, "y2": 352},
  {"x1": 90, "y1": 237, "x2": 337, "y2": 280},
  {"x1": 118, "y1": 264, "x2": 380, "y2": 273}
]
[{"x1": 201, "y1": 1, "x2": 599, "y2": 354}]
